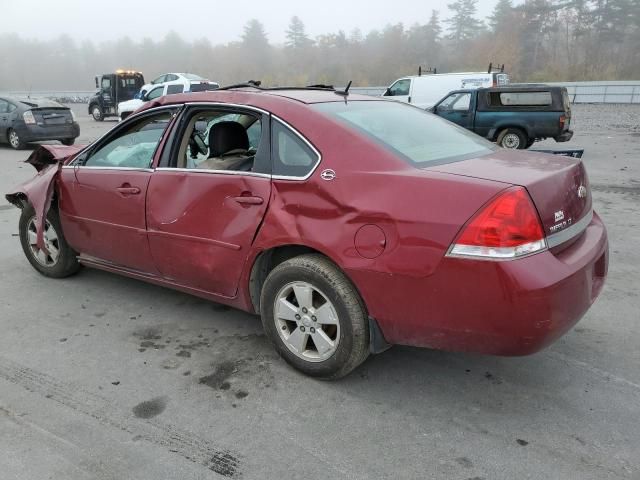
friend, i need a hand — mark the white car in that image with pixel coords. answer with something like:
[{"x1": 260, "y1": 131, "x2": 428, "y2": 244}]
[
  {"x1": 118, "y1": 73, "x2": 219, "y2": 120},
  {"x1": 383, "y1": 69, "x2": 510, "y2": 109}
]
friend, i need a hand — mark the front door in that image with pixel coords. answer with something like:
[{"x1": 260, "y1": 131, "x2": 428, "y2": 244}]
[
  {"x1": 435, "y1": 92, "x2": 473, "y2": 130},
  {"x1": 58, "y1": 109, "x2": 176, "y2": 273},
  {"x1": 145, "y1": 107, "x2": 271, "y2": 297}
]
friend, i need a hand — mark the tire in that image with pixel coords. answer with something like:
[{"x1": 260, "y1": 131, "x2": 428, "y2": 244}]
[
  {"x1": 260, "y1": 254, "x2": 370, "y2": 379},
  {"x1": 19, "y1": 203, "x2": 81, "y2": 278},
  {"x1": 8, "y1": 129, "x2": 25, "y2": 150},
  {"x1": 60, "y1": 138, "x2": 75, "y2": 146},
  {"x1": 497, "y1": 128, "x2": 527, "y2": 149},
  {"x1": 91, "y1": 105, "x2": 104, "y2": 122}
]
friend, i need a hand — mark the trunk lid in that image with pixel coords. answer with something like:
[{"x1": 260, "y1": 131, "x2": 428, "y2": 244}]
[
  {"x1": 428, "y1": 149, "x2": 592, "y2": 244},
  {"x1": 31, "y1": 107, "x2": 73, "y2": 126}
]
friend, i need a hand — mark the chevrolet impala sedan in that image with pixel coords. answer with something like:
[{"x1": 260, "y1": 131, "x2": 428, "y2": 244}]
[{"x1": 6, "y1": 86, "x2": 608, "y2": 379}]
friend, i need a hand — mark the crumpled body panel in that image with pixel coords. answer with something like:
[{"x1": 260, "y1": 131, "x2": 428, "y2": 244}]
[{"x1": 5, "y1": 145, "x2": 84, "y2": 251}]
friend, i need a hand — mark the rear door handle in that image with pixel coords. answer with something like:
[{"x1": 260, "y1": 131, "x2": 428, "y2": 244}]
[
  {"x1": 233, "y1": 195, "x2": 263, "y2": 205},
  {"x1": 116, "y1": 186, "x2": 141, "y2": 195}
]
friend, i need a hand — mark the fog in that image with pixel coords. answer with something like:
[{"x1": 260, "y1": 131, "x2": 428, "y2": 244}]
[{"x1": 0, "y1": 0, "x2": 497, "y2": 44}]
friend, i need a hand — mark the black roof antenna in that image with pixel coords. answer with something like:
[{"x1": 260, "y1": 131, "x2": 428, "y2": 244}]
[{"x1": 335, "y1": 80, "x2": 352, "y2": 97}]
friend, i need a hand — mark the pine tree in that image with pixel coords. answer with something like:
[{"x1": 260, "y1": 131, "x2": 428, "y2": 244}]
[
  {"x1": 445, "y1": 0, "x2": 483, "y2": 44},
  {"x1": 285, "y1": 16, "x2": 312, "y2": 49},
  {"x1": 242, "y1": 19, "x2": 269, "y2": 49},
  {"x1": 489, "y1": 0, "x2": 514, "y2": 32}
]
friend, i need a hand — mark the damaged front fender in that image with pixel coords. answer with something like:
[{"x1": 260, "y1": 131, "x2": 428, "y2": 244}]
[{"x1": 5, "y1": 144, "x2": 84, "y2": 251}]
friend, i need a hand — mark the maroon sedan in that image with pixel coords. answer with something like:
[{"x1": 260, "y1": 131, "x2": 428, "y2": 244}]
[{"x1": 6, "y1": 87, "x2": 608, "y2": 379}]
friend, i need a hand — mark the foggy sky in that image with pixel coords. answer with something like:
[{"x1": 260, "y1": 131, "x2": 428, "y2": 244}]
[{"x1": 0, "y1": 0, "x2": 499, "y2": 44}]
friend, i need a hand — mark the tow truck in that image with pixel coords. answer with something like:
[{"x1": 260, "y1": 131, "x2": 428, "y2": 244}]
[{"x1": 88, "y1": 70, "x2": 145, "y2": 121}]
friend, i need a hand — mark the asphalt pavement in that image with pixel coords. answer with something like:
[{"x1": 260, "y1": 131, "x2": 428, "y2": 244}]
[{"x1": 0, "y1": 104, "x2": 638, "y2": 479}]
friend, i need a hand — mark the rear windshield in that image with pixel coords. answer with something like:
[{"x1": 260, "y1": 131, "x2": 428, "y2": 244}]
[
  {"x1": 313, "y1": 101, "x2": 495, "y2": 166},
  {"x1": 183, "y1": 73, "x2": 205, "y2": 81},
  {"x1": 490, "y1": 91, "x2": 552, "y2": 106}
]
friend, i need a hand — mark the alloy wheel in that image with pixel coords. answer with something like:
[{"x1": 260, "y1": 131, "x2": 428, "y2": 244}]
[
  {"x1": 502, "y1": 133, "x2": 521, "y2": 149},
  {"x1": 26, "y1": 217, "x2": 60, "y2": 267},
  {"x1": 9, "y1": 130, "x2": 20, "y2": 149},
  {"x1": 274, "y1": 281, "x2": 341, "y2": 362}
]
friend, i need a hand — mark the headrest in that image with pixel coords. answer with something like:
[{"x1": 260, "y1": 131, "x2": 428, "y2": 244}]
[{"x1": 208, "y1": 121, "x2": 249, "y2": 157}]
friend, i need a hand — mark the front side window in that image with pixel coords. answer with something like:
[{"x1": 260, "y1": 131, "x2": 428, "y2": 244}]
[
  {"x1": 83, "y1": 110, "x2": 173, "y2": 168},
  {"x1": 438, "y1": 92, "x2": 471, "y2": 111},
  {"x1": 101, "y1": 77, "x2": 111, "y2": 89},
  {"x1": 271, "y1": 120, "x2": 318, "y2": 178},
  {"x1": 152, "y1": 75, "x2": 166, "y2": 84},
  {"x1": 0, "y1": 99, "x2": 9, "y2": 114},
  {"x1": 386, "y1": 79, "x2": 411, "y2": 97},
  {"x1": 147, "y1": 87, "x2": 164, "y2": 100},
  {"x1": 165, "y1": 74, "x2": 179, "y2": 82},
  {"x1": 314, "y1": 101, "x2": 494, "y2": 167}
]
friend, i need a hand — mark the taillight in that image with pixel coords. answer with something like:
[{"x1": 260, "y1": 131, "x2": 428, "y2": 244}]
[
  {"x1": 448, "y1": 187, "x2": 547, "y2": 260},
  {"x1": 23, "y1": 110, "x2": 36, "y2": 125},
  {"x1": 559, "y1": 115, "x2": 566, "y2": 129}
]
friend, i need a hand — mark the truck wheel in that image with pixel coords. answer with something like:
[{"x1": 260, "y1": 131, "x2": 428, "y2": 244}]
[
  {"x1": 260, "y1": 254, "x2": 370, "y2": 379},
  {"x1": 497, "y1": 128, "x2": 527, "y2": 149},
  {"x1": 19, "y1": 203, "x2": 81, "y2": 278},
  {"x1": 8, "y1": 129, "x2": 25, "y2": 150},
  {"x1": 91, "y1": 105, "x2": 104, "y2": 122}
]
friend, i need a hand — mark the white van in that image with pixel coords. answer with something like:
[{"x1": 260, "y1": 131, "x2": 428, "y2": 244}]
[{"x1": 382, "y1": 70, "x2": 510, "y2": 109}]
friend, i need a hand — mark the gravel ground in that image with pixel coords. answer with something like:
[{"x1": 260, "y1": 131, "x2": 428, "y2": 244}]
[{"x1": 0, "y1": 103, "x2": 638, "y2": 480}]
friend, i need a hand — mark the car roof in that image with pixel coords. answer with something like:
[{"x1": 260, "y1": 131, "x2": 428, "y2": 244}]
[
  {"x1": 0, "y1": 96, "x2": 64, "y2": 108},
  {"x1": 149, "y1": 87, "x2": 379, "y2": 108}
]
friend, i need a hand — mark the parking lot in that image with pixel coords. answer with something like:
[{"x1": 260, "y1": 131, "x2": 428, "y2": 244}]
[{"x1": 1, "y1": 103, "x2": 639, "y2": 479}]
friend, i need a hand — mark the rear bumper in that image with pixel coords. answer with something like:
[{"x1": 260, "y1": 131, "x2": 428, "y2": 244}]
[
  {"x1": 555, "y1": 130, "x2": 574, "y2": 142},
  {"x1": 16, "y1": 122, "x2": 80, "y2": 142},
  {"x1": 348, "y1": 212, "x2": 608, "y2": 355}
]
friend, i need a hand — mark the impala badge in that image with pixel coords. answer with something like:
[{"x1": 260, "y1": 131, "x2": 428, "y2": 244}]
[
  {"x1": 577, "y1": 185, "x2": 587, "y2": 198},
  {"x1": 555, "y1": 210, "x2": 565, "y2": 222},
  {"x1": 320, "y1": 169, "x2": 336, "y2": 181}
]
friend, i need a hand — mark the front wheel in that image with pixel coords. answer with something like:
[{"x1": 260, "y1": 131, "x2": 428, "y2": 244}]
[
  {"x1": 19, "y1": 204, "x2": 81, "y2": 278},
  {"x1": 91, "y1": 105, "x2": 104, "y2": 122},
  {"x1": 497, "y1": 128, "x2": 527, "y2": 149},
  {"x1": 260, "y1": 254, "x2": 370, "y2": 379}
]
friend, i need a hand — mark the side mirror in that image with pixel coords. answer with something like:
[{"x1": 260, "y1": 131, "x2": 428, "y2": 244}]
[
  {"x1": 95, "y1": 77, "x2": 99, "y2": 89},
  {"x1": 383, "y1": 88, "x2": 391, "y2": 97}
]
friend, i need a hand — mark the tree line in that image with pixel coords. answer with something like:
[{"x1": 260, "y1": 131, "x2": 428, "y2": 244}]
[{"x1": 0, "y1": 0, "x2": 638, "y2": 91}]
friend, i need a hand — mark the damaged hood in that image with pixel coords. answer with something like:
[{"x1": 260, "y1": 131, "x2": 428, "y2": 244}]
[{"x1": 24, "y1": 144, "x2": 86, "y2": 171}]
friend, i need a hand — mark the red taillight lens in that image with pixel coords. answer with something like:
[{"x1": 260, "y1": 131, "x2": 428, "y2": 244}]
[
  {"x1": 448, "y1": 187, "x2": 547, "y2": 259},
  {"x1": 559, "y1": 115, "x2": 566, "y2": 129}
]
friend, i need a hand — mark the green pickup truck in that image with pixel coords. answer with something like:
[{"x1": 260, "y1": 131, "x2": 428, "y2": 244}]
[{"x1": 431, "y1": 85, "x2": 573, "y2": 149}]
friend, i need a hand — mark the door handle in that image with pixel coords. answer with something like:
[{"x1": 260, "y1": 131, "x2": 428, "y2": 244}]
[
  {"x1": 116, "y1": 186, "x2": 141, "y2": 195},
  {"x1": 233, "y1": 195, "x2": 263, "y2": 206}
]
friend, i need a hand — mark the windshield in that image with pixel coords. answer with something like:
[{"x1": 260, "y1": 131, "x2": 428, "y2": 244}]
[{"x1": 313, "y1": 101, "x2": 495, "y2": 166}]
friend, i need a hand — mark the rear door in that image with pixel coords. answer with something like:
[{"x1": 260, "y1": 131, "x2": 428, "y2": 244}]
[
  {"x1": 146, "y1": 106, "x2": 271, "y2": 297},
  {"x1": 0, "y1": 99, "x2": 10, "y2": 139},
  {"x1": 58, "y1": 108, "x2": 177, "y2": 273}
]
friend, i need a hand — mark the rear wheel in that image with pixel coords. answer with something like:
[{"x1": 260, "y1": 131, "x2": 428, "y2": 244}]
[
  {"x1": 497, "y1": 128, "x2": 527, "y2": 149},
  {"x1": 60, "y1": 138, "x2": 75, "y2": 146},
  {"x1": 91, "y1": 105, "x2": 104, "y2": 122},
  {"x1": 260, "y1": 254, "x2": 370, "y2": 379},
  {"x1": 19, "y1": 204, "x2": 81, "y2": 278},
  {"x1": 8, "y1": 129, "x2": 25, "y2": 150}
]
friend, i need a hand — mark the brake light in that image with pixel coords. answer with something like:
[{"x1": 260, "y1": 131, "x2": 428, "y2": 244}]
[
  {"x1": 559, "y1": 115, "x2": 566, "y2": 129},
  {"x1": 23, "y1": 110, "x2": 36, "y2": 125},
  {"x1": 448, "y1": 187, "x2": 547, "y2": 260}
]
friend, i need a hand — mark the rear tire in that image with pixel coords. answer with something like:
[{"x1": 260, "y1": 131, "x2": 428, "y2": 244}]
[
  {"x1": 8, "y1": 129, "x2": 25, "y2": 150},
  {"x1": 260, "y1": 254, "x2": 370, "y2": 379},
  {"x1": 19, "y1": 203, "x2": 81, "y2": 278},
  {"x1": 60, "y1": 138, "x2": 75, "y2": 146},
  {"x1": 497, "y1": 128, "x2": 527, "y2": 149},
  {"x1": 91, "y1": 105, "x2": 104, "y2": 122}
]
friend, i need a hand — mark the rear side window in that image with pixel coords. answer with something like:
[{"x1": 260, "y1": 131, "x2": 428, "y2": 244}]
[
  {"x1": 167, "y1": 84, "x2": 184, "y2": 95},
  {"x1": 491, "y1": 91, "x2": 552, "y2": 106},
  {"x1": 314, "y1": 101, "x2": 494, "y2": 167},
  {"x1": 272, "y1": 120, "x2": 319, "y2": 178}
]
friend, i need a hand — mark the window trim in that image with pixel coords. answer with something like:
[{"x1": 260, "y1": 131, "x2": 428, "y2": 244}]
[{"x1": 270, "y1": 116, "x2": 322, "y2": 181}]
